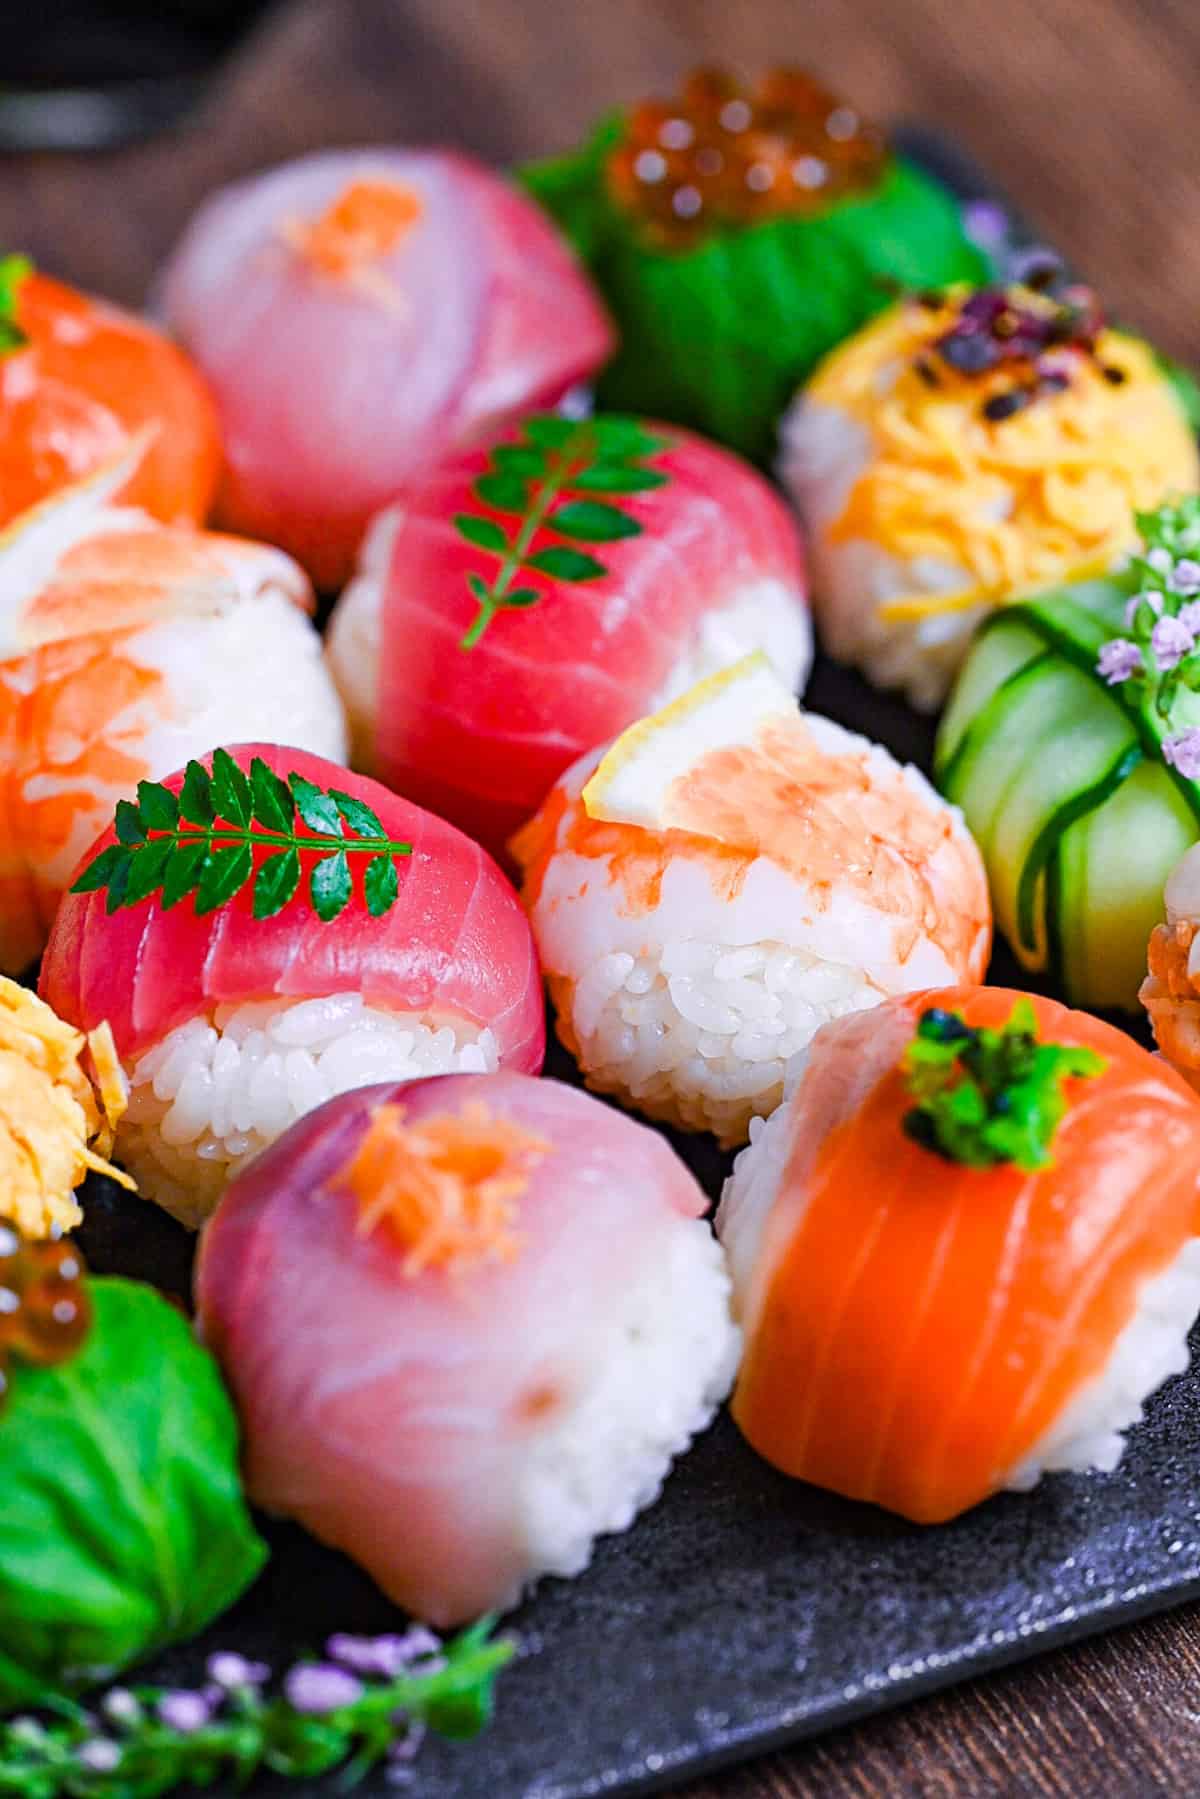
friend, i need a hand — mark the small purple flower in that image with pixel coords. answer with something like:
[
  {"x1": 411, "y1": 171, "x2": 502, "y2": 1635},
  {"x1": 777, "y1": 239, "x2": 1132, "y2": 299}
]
[
  {"x1": 1148, "y1": 546, "x2": 1175, "y2": 577},
  {"x1": 1174, "y1": 558, "x2": 1200, "y2": 595},
  {"x1": 1151, "y1": 613, "x2": 1196, "y2": 670},
  {"x1": 1097, "y1": 638, "x2": 1143, "y2": 685},
  {"x1": 285, "y1": 1664, "x2": 364, "y2": 1715},
  {"x1": 386, "y1": 1721, "x2": 427, "y2": 1785},
  {"x1": 156, "y1": 1690, "x2": 214, "y2": 1734},
  {"x1": 1179, "y1": 600, "x2": 1200, "y2": 637},
  {"x1": 961, "y1": 200, "x2": 1009, "y2": 250},
  {"x1": 1008, "y1": 245, "x2": 1064, "y2": 287},
  {"x1": 207, "y1": 1651, "x2": 270, "y2": 1691},
  {"x1": 77, "y1": 1739, "x2": 122, "y2": 1773},
  {"x1": 1124, "y1": 589, "x2": 1163, "y2": 628},
  {"x1": 328, "y1": 1628, "x2": 443, "y2": 1678},
  {"x1": 101, "y1": 1689, "x2": 142, "y2": 1728},
  {"x1": 1163, "y1": 729, "x2": 1200, "y2": 779}
]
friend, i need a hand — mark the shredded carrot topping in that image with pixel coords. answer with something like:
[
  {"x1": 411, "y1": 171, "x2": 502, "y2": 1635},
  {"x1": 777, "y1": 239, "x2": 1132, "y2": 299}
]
[
  {"x1": 343, "y1": 1100, "x2": 549, "y2": 1277},
  {"x1": 282, "y1": 178, "x2": 423, "y2": 279},
  {"x1": 0, "y1": 977, "x2": 133, "y2": 1239}
]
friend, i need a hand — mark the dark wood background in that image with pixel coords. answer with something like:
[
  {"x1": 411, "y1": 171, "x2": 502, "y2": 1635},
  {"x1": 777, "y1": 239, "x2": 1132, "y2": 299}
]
[{"x1": 6, "y1": 1, "x2": 1200, "y2": 1793}]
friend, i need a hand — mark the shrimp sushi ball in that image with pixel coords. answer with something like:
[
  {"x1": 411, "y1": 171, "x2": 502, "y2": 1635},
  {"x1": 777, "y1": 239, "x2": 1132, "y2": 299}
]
[
  {"x1": 195, "y1": 1070, "x2": 739, "y2": 1627},
  {"x1": 0, "y1": 456, "x2": 346, "y2": 974},
  {"x1": 0, "y1": 255, "x2": 220, "y2": 529},
  {"x1": 159, "y1": 149, "x2": 614, "y2": 589},
  {"x1": 780, "y1": 280, "x2": 1199, "y2": 709},
  {"x1": 41, "y1": 746, "x2": 543, "y2": 1227},
  {"x1": 512, "y1": 654, "x2": 990, "y2": 1146},
  {"x1": 1142, "y1": 846, "x2": 1200, "y2": 1089},
  {"x1": 326, "y1": 412, "x2": 811, "y2": 858},
  {"x1": 718, "y1": 987, "x2": 1200, "y2": 1521}
]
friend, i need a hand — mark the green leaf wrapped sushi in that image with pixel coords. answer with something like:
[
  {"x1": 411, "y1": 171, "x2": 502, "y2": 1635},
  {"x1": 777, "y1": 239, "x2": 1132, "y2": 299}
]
[
  {"x1": 0, "y1": 1247, "x2": 266, "y2": 1706},
  {"x1": 936, "y1": 499, "x2": 1200, "y2": 1010},
  {"x1": 520, "y1": 68, "x2": 988, "y2": 464}
]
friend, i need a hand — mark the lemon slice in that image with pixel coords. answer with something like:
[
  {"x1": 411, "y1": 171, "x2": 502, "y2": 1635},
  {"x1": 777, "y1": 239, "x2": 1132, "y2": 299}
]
[{"x1": 582, "y1": 652, "x2": 798, "y2": 832}]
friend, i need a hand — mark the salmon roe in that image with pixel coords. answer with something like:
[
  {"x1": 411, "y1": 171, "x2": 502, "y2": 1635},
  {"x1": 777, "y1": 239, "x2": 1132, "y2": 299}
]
[
  {"x1": 0, "y1": 1224, "x2": 91, "y2": 1408},
  {"x1": 606, "y1": 68, "x2": 887, "y2": 247}
]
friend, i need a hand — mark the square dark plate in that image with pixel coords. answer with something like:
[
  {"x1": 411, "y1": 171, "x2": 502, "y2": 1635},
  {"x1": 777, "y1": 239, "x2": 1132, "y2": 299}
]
[{"x1": 69, "y1": 130, "x2": 1200, "y2": 1799}]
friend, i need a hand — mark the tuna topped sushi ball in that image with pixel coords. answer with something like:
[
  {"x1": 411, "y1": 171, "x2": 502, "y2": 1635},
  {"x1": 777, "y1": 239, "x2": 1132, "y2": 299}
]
[
  {"x1": 195, "y1": 1070, "x2": 739, "y2": 1627},
  {"x1": 718, "y1": 988, "x2": 1200, "y2": 1522},
  {"x1": 512, "y1": 655, "x2": 990, "y2": 1146},
  {"x1": 159, "y1": 149, "x2": 614, "y2": 590},
  {"x1": 41, "y1": 746, "x2": 543, "y2": 1227},
  {"x1": 0, "y1": 451, "x2": 346, "y2": 974},
  {"x1": 780, "y1": 280, "x2": 1199, "y2": 710},
  {"x1": 326, "y1": 412, "x2": 811, "y2": 858}
]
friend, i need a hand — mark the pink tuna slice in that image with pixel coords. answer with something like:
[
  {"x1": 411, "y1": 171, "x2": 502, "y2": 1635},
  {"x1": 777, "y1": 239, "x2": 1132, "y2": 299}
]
[
  {"x1": 194, "y1": 1070, "x2": 708, "y2": 1626},
  {"x1": 158, "y1": 149, "x2": 615, "y2": 590}
]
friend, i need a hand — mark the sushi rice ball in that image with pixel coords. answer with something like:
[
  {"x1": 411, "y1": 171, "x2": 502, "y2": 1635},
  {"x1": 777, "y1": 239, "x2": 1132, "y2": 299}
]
[
  {"x1": 0, "y1": 455, "x2": 346, "y2": 974},
  {"x1": 780, "y1": 282, "x2": 1199, "y2": 710},
  {"x1": 512, "y1": 654, "x2": 990, "y2": 1146},
  {"x1": 158, "y1": 148, "x2": 614, "y2": 590},
  {"x1": 41, "y1": 745, "x2": 543, "y2": 1227},
  {"x1": 195, "y1": 1070, "x2": 740, "y2": 1627},
  {"x1": 718, "y1": 987, "x2": 1200, "y2": 1521},
  {"x1": 326, "y1": 413, "x2": 811, "y2": 858}
]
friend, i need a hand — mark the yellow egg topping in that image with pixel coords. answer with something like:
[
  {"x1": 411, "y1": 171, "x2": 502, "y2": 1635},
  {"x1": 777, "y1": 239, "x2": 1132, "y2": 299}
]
[
  {"x1": 806, "y1": 287, "x2": 1200, "y2": 620},
  {"x1": 0, "y1": 977, "x2": 133, "y2": 1238}
]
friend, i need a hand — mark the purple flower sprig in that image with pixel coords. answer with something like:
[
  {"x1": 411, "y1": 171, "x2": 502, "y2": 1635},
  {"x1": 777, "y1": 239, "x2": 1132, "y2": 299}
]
[
  {"x1": 0, "y1": 1619, "x2": 514, "y2": 1799},
  {"x1": 1095, "y1": 497, "x2": 1200, "y2": 737}
]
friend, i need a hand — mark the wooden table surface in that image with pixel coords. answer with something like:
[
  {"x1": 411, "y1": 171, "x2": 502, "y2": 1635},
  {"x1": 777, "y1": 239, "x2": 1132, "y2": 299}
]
[{"x1": 6, "y1": 1, "x2": 1200, "y2": 1794}]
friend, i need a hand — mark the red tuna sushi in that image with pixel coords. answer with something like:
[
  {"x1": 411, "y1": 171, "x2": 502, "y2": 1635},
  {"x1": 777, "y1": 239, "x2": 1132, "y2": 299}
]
[
  {"x1": 40, "y1": 744, "x2": 543, "y2": 1226},
  {"x1": 326, "y1": 412, "x2": 811, "y2": 857}
]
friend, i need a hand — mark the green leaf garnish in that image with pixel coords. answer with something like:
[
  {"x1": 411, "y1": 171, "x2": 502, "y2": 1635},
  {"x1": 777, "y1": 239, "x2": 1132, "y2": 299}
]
[
  {"x1": 0, "y1": 253, "x2": 31, "y2": 356},
  {"x1": 453, "y1": 412, "x2": 667, "y2": 649},
  {"x1": 71, "y1": 757, "x2": 413, "y2": 925},
  {"x1": 902, "y1": 999, "x2": 1106, "y2": 1171},
  {"x1": 0, "y1": 1618, "x2": 515, "y2": 1797}
]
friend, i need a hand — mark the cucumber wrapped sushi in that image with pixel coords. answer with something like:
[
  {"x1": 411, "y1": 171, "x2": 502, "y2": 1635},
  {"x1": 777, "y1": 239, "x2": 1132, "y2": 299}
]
[
  {"x1": 935, "y1": 500, "x2": 1200, "y2": 1010},
  {"x1": 520, "y1": 68, "x2": 987, "y2": 464}
]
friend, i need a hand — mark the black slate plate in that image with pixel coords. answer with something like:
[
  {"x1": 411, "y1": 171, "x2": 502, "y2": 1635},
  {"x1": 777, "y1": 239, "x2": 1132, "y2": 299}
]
[{"x1": 66, "y1": 131, "x2": 1200, "y2": 1799}]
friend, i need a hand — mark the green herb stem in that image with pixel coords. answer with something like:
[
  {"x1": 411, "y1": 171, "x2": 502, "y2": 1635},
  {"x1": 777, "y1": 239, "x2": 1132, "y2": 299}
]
[
  {"x1": 460, "y1": 442, "x2": 579, "y2": 649},
  {"x1": 901, "y1": 999, "x2": 1106, "y2": 1171}
]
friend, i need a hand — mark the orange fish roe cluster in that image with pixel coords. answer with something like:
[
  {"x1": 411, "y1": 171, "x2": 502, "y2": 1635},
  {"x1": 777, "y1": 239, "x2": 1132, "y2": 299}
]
[
  {"x1": 0, "y1": 1225, "x2": 91, "y2": 1410},
  {"x1": 342, "y1": 1100, "x2": 549, "y2": 1277},
  {"x1": 606, "y1": 67, "x2": 887, "y2": 247},
  {"x1": 282, "y1": 177, "x2": 423, "y2": 279}
]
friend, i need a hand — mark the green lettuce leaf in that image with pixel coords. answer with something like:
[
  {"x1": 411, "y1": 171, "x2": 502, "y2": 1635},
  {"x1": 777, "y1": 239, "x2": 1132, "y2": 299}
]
[
  {"x1": 0, "y1": 1279, "x2": 267, "y2": 1708},
  {"x1": 520, "y1": 122, "x2": 990, "y2": 464}
]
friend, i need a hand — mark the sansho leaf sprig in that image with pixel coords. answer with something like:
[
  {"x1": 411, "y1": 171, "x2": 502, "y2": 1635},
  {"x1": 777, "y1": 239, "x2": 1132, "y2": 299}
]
[
  {"x1": 454, "y1": 412, "x2": 669, "y2": 649},
  {"x1": 0, "y1": 1618, "x2": 515, "y2": 1798},
  {"x1": 71, "y1": 751, "x2": 412, "y2": 924}
]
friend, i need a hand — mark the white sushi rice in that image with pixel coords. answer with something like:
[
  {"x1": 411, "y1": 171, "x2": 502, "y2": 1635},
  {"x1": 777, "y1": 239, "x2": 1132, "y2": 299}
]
[
  {"x1": 527, "y1": 739, "x2": 985, "y2": 1148},
  {"x1": 564, "y1": 931, "x2": 879, "y2": 1146},
  {"x1": 131, "y1": 581, "x2": 349, "y2": 779},
  {"x1": 121, "y1": 994, "x2": 498, "y2": 1229},
  {"x1": 325, "y1": 504, "x2": 813, "y2": 773},
  {"x1": 719, "y1": 1092, "x2": 1200, "y2": 1494},
  {"x1": 515, "y1": 1216, "x2": 740, "y2": 1602},
  {"x1": 779, "y1": 394, "x2": 987, "y2": 712},
  {"x1": 1005, "y1": 1237, "x2": 1200, "y2": 1490}
]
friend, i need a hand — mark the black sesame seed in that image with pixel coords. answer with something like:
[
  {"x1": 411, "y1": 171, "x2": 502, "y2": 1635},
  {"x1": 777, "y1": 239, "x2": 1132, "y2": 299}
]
[
  {"x1": 982, "y1": 389, "x2": 1030, "y2": 422},
  {"x1": 1102, "y1": 364, "x2": 1128, "y2": 385},
  {"x1": 915, "y1": 358, "x2": 940, "y2": 387}
]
